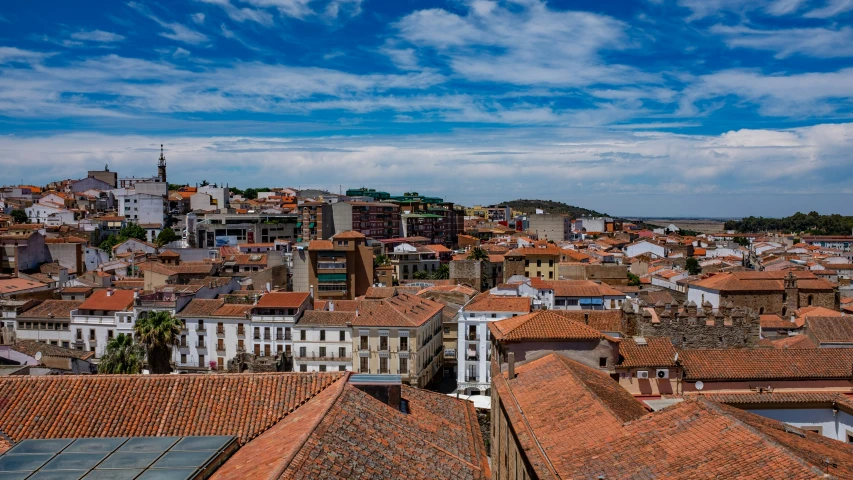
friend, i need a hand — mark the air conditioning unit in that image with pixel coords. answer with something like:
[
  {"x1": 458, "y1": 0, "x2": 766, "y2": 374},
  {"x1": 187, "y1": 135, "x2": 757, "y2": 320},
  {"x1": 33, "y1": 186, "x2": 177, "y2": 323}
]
[
  {"x1": 636, "y1": 370, "x2": 649, "y2": 379},
  {"x1": 656, "y1": 369, "x2": 669, "y2": 379}
]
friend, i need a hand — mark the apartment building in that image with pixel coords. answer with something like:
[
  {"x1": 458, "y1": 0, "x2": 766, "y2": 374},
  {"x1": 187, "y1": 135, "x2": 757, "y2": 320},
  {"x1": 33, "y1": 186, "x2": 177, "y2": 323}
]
[
  {"x1": 291, "y1": 231, "x2": 373, "y2": 300},
  {"x1": 194, "y1": 212, "x2": 299, "y2": 248},
  {"x1": 401, "y1": 213, "x2": 445, "y2": 246},
  {"x1": 70, "y1": 289, "x2": 136, "y2": 357},
  {"x1": 249, "y1": 292, "x2": 312, "y2": 358},
  {"x1": 175, "y1": 298, "x2": 253, "y2": 371},
  {"x1": 388, "y1": 243, "x2": 440, "y2": 281},
  {"x1": 457, "y1": 294, "x2": 531, "y2": 395},
  {"x1": 344, "y1": 292, "x2": 445, "y2": 388},
  {"x1": 292, "y1": 308, "x2": 355, "y2": 373},
  {"x1": 12, "y1": 300, "x2": 82, "y2": 348},
  {"x1": 297, "y1": 201, "x2": 334, "y2": 242},
  {"x1": 331, "y1": 201, "x2": 401, "y2": 240},
  {"x1": 503, "y1": 244, "x2": 563, "y2": 281}
]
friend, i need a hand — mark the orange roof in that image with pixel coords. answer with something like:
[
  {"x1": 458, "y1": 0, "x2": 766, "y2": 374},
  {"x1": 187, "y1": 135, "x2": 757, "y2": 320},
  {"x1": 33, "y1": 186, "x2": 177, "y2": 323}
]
[
  {"x1": 331, "y1": 230, "x2": 366, "y2": 239},
  {"x1": 255, "y1": 292, "x2": 311, "y2": 309},
  {"x1": 806, "y1": 316, "x2": 853, "y2": 344},
  {"x1": 77, "y1": 289, "x2": 135, "y2": 312},
  {"x1": 351, "y1": 293, "x2": 444, "y2": 327},
  {"x1": 0, "y1": 278, "x2": 48, "y2": 294},
  {"x1": 464, "y1": 293, "x2": 531, "y2": 313},
  {"x1": 618, "y1": 337, "x2": 677, "y2": 367},
  {"x1": 679, "y1": 348, "x2": 853, "y2": 380},
  {"x1": 489, "y1": 311, "x2": 608, "y2": 342},
  {"x1": 18, "y1": 300, "x2": 83, "y2": 319},
  {"x1": 424, "y1": 244, "x2": 452, "y2": 254},
  {"x1": 308, "y1": 240, "x2": 334, "y2": 251}
]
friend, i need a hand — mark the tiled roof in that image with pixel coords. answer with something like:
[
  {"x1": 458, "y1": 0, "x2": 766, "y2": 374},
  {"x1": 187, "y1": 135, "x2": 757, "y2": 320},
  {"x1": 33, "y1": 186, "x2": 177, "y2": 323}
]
[
  {"x1": 256, "y1": 292, "x2": 310, "y2": 309},
  {"x1": 60, "y1": 287, "x2": 93, "y2": 294},
  {"x1": 546, "y1": 309, "x2": 623, "y2": 333},
  {"x1": 331, "y1": 230, "x2": 365, "y2": 239},
  {"x1": 505, "y1": 244, "x2": 562, "y2": 257},
  {"x1": 178, "y1": 298, "x2": 225, "y2": 317},
  {"x1": 211, "y1": 303, "x2": 254, "y2": 317},
  {"x1": 806, "y1": 316, "x2": 853, "y2": 344},
  {"x1": 760, "y1": 314, "x2": 801, "y2": 329},
  {"x1": 363, "y1": 286, "x2": 397, "y2": 299},
  {"x1": 17, "y1": 300, "x2": 83, "y2": 319},
  {"x1": 77, "y1": 289, "x2": 134, "y2": 312},
  {"x1": 543, "y1": 280, "x2": 623, "y2": 297},
  {"x1": 464, "y1": 293, "x2": 531, "y2": 313},
  {"x1": 679, "y1": 348, "x2": 853, "y2": 380},
  {"x1": 424, "y1": 244, "x2": 451, "y2": 254},
  {"x1": 9, "y1": 340, "x2": 95, "y2": 361},
  {"x1": 0, "y1": 437, "x2": 10, "y2": 455},
  {"x1": 158, "y1": 249, "x2": 180, "y2": 257},
  {"x1": 0, "y1": 373, "x2": 343, "y2": 446},
  {"x1": 352, "y1": 293, "x2": 444, "y2": 327},
  {"x1": 758, "y1": 335, "x2": 816, "y2": 349},
  {"x1": 618, "y1": 337, "x2": 677, "y2": 367},
  {"x1": 0, "y1": 278, "x2": 47, "y2": 294},
  {"x1": 691, "y1": 270, "x2": 835, "y2": 292},
  {"x1": 689, "y1": 391, "x2": 853, "y2": 410},
  {"x1": 298, "y1": 310, "x2": 357, "y2": 326},
  {"x1": 796, "y1": 305, "x2": 843, "y2": 318},
  {"x1": 212, "y1": 380, "x2": 488, "y2": 480},
  {"x1": 489, "y1": 311, "x2": 607, "y2": 342},
  {"x1": 308, "y1": 240, "x2": 334, "y2": 251}
]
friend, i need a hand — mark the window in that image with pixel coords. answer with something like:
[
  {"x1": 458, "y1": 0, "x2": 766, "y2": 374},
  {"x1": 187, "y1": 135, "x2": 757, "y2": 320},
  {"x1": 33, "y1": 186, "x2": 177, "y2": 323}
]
[
  {"x1": 360, "y1": 335, "x2": 368, "y2": 350},
  {"x1": 360, "y1": 356, "x2": 369, "y2": 372},
  {"x1": 237, "y1": 323, "x2": 245, "y2": 335},
  {"x1": 76, "y1": 328, "x2": 82, "y2": 340},
  {"x1": 380, "y1": 335, "x2": 388, "y2": 351},
  {"x1": 254, "y1": 327, "x2": 260, "y2": 340},
  {"x1": 300, "y1": 364, "x2": 307, "y2": 372},
  {"x1": 181, "y1": 353, "x2": 187, "y2": 364},
  {"x1": 107, "y1": 330, "x2": 114, "y2": 340},
  {"x1": 319, "y1": 365, "x2": 327, "y2": 372},
  {"x1": 299, "y1": 346, "x2": 307, "y2": 357},
  {"x1": 300, "y1": 330, "x2": 306, "y2": 341},
  {"x1": 199, "y1": 354, "x2": 205, "y2": 367},
  {"x1": 237, "y1": 339, "x2": 244, "y2": 350},
  {"x1": 320, "y1": 330, "x2": 326, "y2": 341},
  {"x1": 198, "y1": 320, "x2": 204, "y2": 329},
  {"x1": 491, "y1": 314, "x2": 496, "y2": 318},
  {"x1": 802, "y1": 426, "x2": 822, "y2": 435},
  {"x1": 217, "y1": 323, "x2": 224, "y2": 334},
  {"x1": 537, "y1": 259, "x2": 541, "y2": 267},
  {"x1": 808, "y1": 295, "x2": 814, "y2": 306},
  {"x1": 339, "y1": 365, "x2": 347, "y2": 372},
  {"x1": 759, "y1": 307, "x2": 765, "y2": 314},
  {"x1": 339, "y1": 331, "x2": 346, "y2": 341},
  {"x1": 285, "y1": 327, "x2": 291, "y2": 340},
  {"x1": 599, "y1": 357, "x2": 607, "y2": 368},
  {"x1": 319, "y1": 347, "x2": 327, "y2": 357},
  {"x1": 548, "y1": 271, "x2": 554, "y2": 279},
  {"x1": 400, "y1": 357, "x2": 408, "y2": 375},
  {"x1": 339, "y1": 347, "x2": 346, "y2": 358},
  {"x1": 380, "y1": 357, "x2": 388, "y2": 373},
  {"x1": 400, "y1": 336, "x2": 408, "y2": 351},
  {"x1": 217, "y1": 339, "x2": 224, "y2": 350},
  {"x1": 89, "y1": 329, "x2": 95, "y2": 341},
  {"x1": 549, "y1": 260, "x2": 553, "y2": 267}
]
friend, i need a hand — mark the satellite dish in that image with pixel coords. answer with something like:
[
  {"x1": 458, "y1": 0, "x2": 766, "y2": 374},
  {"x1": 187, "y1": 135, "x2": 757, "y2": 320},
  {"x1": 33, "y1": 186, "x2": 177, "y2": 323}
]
[
  {"x1": 35, "y1": 351, "x2": 43, "y2": 362},
  {"x1": 695, "y1": 381, "x2": 704, "y2": 391}
]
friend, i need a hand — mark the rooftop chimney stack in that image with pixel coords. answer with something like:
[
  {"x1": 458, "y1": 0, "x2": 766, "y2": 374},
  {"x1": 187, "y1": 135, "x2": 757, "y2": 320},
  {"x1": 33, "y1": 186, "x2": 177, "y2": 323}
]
[
  {"x1": 329, "y1": 301, "x2": 334, "y2": 312},
  {"x1": 508, "y1": 352, "x2": 516, "y2": 380}
]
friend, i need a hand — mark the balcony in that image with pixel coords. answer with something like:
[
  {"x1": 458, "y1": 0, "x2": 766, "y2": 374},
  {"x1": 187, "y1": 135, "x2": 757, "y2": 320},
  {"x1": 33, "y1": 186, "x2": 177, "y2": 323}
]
[
  {"x1": 294, "y1": 351, "x2": 352, "y2": 362},
  {"x1": 237, "y1": 329, "x2": 245, "y2": 337},
  {"x1": 216, "y1": 345, "x2": 226, "y2": 354},
  {"x1": 216, "y1": 327, "x2": 225, "y2": 335},
  {"x1": 467, "y1": 333, "x2": 479, "y2": 341},
  {"x1": 275, "y1": 334, "x2": 285, "y2": 341},
  {"x1": 465, "y1": 376, "x2": 479, "y2": 382},
  {"x1": 196, "y1": 341, "x2": 206, "y2": 349},
  {"x1": 263, "y1": 335, "x2": 271, "y2": 341}
]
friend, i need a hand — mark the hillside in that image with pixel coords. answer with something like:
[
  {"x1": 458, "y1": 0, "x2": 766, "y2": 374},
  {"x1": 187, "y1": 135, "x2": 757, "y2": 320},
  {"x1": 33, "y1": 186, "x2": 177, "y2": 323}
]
[{"x1": 502, "y1": 199, "x2": 606, "y2": 218}]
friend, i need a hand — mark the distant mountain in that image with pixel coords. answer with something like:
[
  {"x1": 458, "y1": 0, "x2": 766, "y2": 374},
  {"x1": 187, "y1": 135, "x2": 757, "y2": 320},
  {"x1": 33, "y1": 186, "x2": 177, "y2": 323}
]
[{"x1": 502, "y1": 199, "x2": 607, "y2": 218}]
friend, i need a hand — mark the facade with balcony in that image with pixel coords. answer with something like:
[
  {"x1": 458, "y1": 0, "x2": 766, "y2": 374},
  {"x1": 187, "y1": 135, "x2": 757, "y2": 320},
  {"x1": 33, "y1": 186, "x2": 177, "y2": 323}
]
[
  {"x1": 67, "y1": 289, "x2": 136, "y2": 358},
  {"x1": 175, "y1": 299, "x2": 254, "y2": 371},
  {"x1": 401, "y1": 213, "x2": 446, "y2": 246},
  {"x1": 292, "y1": 309, "x2": 355, "y2": 373},
  {"x1": 291, "y1": 231, "x2": 374, "y2": 301},
  {"x1": 456, "y1": 294, "x2": 531, "y2": 395},
  {"x1": 388, "y1": 243, "x2": 440, "y2": 281}
]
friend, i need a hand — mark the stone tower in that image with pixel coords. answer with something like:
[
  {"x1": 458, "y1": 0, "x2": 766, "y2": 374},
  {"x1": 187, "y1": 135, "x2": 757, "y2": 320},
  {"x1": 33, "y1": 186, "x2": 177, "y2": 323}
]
[
  {"x1": 158, "y1": 144, "x2": 167, "y2": 184},
  {"x1": 784, "y1": 271, "x2": 798, "y2": 316}
]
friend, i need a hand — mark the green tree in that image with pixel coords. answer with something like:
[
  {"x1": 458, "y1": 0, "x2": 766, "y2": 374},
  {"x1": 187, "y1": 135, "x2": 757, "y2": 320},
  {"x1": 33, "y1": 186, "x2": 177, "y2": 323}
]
[
  {"x1": 99, "y1": 234, "x2": 121, "y2": 253},
  {"x1": 134, "y1": 311, "x2": 182, "y2": 374},
  {"x1": 98, "y1": 333, "x2": 144, "y2": 374},
  {"x1": 732, "y1": 236, "x2": 750, "y2": 247},
  {"x1": 431, "y1": 264, "x2": 450, "y2": 280},
  {"x1": 200, "y1": 180, "x2": 210, "y2": 187},
  {"x1": 243, "y1": 188, "x2": 259, "y2": 200},
  {"x1": 685, "y1": 257, "x2": 702, "y2": 276},
  {"x1": 156, "y1": 228, "x2": 180, "y2": 247},
  {"x1": 467, "y1": 247, "x2": 489, "y2": 261},
  {"x1": 374, "y1": 254, "x2": 391, "y2": 267},
  {"x1": 627, "y1": 272, "x2": 641, "y2": 287},
  {"x1": 10, "y1": 209, "x2": 28, "y2": 224},
  {"x1": 413, "y1": 270, "x2": 430, "y2": 280},
  {"x1": 228, "y1": 187, "x2": 243, "y2": 195},
  {"x1": 120, "y1": 223, "x2": 147, "y2": 241}
]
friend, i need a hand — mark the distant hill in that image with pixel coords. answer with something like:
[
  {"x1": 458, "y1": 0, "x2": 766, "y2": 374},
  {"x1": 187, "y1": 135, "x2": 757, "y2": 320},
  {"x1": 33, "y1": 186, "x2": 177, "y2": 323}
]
[{"x1": 502, "y1": 199, "x2": 607, "y2": 218}]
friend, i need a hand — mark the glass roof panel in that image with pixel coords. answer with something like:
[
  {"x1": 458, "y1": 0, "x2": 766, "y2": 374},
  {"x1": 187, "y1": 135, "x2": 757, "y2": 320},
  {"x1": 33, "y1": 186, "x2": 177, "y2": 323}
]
[
  {"x1": 117, "y1": 437, "x2": 180, "y2": 453},
  {"x1": 64, "y1": 438, "x2": 127, "y2": 454},
  {"x1": 0, "y1": 454, "x2": 54, "y2": 472},
  {"x1": 171, "y1": 436, "x2": 233, "y2": 452},
  {"x1": 83, "y1": 469, "x2": 144, "y2": 480},
  {"x1": 6, "y1": 440, "x2": 72, "y2": 455},
  {"x1": 135, "y1": 468, "x2": 197, "y2": 480},
  {"x1": 150, "y1": 451, "x2": 216, "y2": 469},
  {"x1": 41, "y1": 453, "x2": 109, "y2": 471},
  {"x1": 97, "y1": 452, "x2": 160, "y2": 470}
]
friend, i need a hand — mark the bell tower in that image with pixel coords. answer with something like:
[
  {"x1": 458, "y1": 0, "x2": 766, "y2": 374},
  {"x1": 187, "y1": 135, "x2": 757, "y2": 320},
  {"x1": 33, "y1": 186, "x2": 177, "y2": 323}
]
[{"x1": 158, "y1": 144, "x2": 167, "y2": 184}]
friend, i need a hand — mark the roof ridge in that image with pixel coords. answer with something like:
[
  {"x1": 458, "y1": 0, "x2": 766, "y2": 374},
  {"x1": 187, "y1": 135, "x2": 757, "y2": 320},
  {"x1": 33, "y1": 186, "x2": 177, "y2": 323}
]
[
  {"x1": 552, "y1": 354, "x2": 637, "y2": 423},
  {"x1": 695, "y1": 398, "x2": 831, "y2": 478}
]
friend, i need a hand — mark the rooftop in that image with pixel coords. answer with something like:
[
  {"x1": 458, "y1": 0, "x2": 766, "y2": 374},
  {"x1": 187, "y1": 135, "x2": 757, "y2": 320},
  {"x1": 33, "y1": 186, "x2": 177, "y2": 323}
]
[
  {"x1": 678, "y1": 348, "x2": 853, "y2": 381},
  {"x1": 254, "y1": 292, "x2": 310, "y2": 309},
  {"x1": 77, "y1": 289, "x2": 135, "y2": 312},
  {"x1": 464, "y1": 293, "x2": 531, "y2": 313},
  {"x1": 489, "y1": 311, "x2": 608, "y2": 342}
]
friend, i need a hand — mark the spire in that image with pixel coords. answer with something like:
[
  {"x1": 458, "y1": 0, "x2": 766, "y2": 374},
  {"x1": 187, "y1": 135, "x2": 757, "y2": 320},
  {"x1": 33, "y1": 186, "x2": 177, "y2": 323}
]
[{"x1": 158, "y1": 144, "x2": 166, "y2": 167}]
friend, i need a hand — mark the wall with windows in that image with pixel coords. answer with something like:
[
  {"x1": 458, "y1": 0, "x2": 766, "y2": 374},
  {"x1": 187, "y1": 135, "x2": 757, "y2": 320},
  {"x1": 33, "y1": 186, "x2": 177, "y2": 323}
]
[{"x1": 292, "y1": 325, "x2": 352, "y2": 373}]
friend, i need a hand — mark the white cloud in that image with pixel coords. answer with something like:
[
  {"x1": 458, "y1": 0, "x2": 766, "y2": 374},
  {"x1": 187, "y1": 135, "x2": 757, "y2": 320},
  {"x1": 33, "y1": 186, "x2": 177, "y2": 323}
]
[
  {"x1": 393, "y1": 0, "x2": 650, "y2": 87},
  {"x1": 192, "y1": 12, "x2": 206, "y2": 24},
  {"x1": 0, "y1": 47, "x2": 48, "y2": 64},
  {"x1": 805, "y1": 0, "x2": 853, "y2": 17},
  {"x1": 70, "y1": 30, "x2": 126, "y2": 43},
  {"x1": 198, "y1": 0, "x2": 274, "y2": 26},
  {"x1": 711, "y1": 24, "x2": 853, "y2": 58},
  {"x1": 676, "y1": 0, "x2": 812, "y2": 19},
  {"x1": 680, "y1": 68, "x2": 853, "y2": 117},
  {"x1": 128, "y1": 1, "x2": 209, "y2": 44},
  {"x1": 240, "y1": 0, "x2": 314, "y2": 19}
]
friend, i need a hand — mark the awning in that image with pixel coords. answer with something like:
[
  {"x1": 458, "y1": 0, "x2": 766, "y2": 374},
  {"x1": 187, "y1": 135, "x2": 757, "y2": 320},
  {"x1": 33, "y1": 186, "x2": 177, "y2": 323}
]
[
  {"x1": 308, "y1": 222, "x2": 315, "y2": 228},
  {"x1": 579, "y1": 298, "x2": 604, "y2": 305},
  {"x1": 295, "y1": 222, "x2": 302, "y2": 227},
  {"x1": 318, "y1": 273, "x2": 347, "y2": 282}
]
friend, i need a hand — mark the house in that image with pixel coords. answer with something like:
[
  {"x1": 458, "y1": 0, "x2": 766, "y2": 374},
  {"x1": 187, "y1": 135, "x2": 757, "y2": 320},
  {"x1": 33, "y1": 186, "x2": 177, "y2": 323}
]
[
  {"x1": 502, "y1": 244, "x2": 562, "y2": 281},
  {"x1": 491, "y1": 351, "x2": 853, "y2": 479},
  {"x1": 13, "y1": 300, "x2": 83, "y2": 348},
  {"x1": 0, "y1": 372, "x2": 489, "y2": 479},
  {"x1": 69, "y1": 289, "x2": 136, "y2": 357},
  {"x1": 175, "y1": 298, "x2": 254, "y2": 371},
  {"x1": 388, "y1": 243, "x2": 440, "y2": 281},
  {"x1": 457, "y1": 293, "x2": 531, "y2": 395},
  {"x1": 292, "y1": 308, "x2": 356, "y2": 373},
  {"x1": 0, "y1": 230, "x2": 51, "y2": 275},
  {"x1": 0, "y1": 340, "x2": 95, "y2": 374},
  {"x1": 291, "y1": 231, "x2": 373, "y2": 301},
  {"x1": 249, "y1": 291, "x2": 312, "y2": 359},
  {"x1": 0, "y1": 278, "x2": 51, "y2": 299}
]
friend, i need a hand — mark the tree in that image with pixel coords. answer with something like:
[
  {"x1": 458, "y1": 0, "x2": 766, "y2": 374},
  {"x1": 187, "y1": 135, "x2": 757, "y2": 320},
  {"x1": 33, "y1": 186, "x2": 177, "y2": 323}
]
[
  {"x1": 431, "y1": 264, "x2": 450, "y2": 280},
  {"x1": 156, "y1": 228, "x2": 180, "y2": 247},
  {"x1": 99, "y1": 234, "x2": 121, "y2": 253},
  {"x1": 685, "y1": 257, "x2": 702, "y2": 276},
  {"x1": 200, "y1": 180, "x2": 210, "y2": 187},
  {"x1": 243, "y1": 188, "x2": 259, "y2": 200},
  {"x1": 120, "y1": 223, "x2": 147, "y2": 241},
  {"x1": 732, "y1": 236, "x2": 750, "y2": 247},
  {"x1": 228, "y1": 187, "x2": 243, "y2": 195},
  {"x1": 98, "y1": 333, "x2": 144, "y2": 374},
  {"x1": 134, "y1": 311, "x2": 182, "y2": 374},
  {"x1": 413, "y1": 270, "x2": 430, "y2": 280},
  {"x1": 10, "y1": 209, "x2": 27, "y2": 224},
  {"x1": 374, "y1": 254, "x2": 390, "y2": 267},
  {"x1": 467, "y1": 247, "x2": 489, "y2": 261},
  {"x1": 627, "y1": 272, "x2": 641, "y2": 287}
]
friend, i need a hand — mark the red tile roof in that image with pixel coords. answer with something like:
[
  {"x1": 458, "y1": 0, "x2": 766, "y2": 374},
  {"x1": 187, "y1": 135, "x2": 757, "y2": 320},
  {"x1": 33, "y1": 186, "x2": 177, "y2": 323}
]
[
  {"x1": 0, "y1": 278, "x2": 48, "y2": 294},
  {"x1": 618, "y1": 337, "x2": 677, "y2": 367},
  {"x1": 298, "y1": 310, "x2": 357, "y2": 326},
  {"x1": 77, "y1": 289, "x2": 135, "y2": 312},
  {"x1": 489, "y1": 311, "x2": 608, "y2": 342},
  {"x1": 352, "y1": 293, "x2": 444, "y2": 327},
  {"x1": 18, "y1": 300, "x2": 83, "y2": 319},
  {"x1": 255, "y1": 292, "x2": 310, "y2": 309},
  {"x1": 806, "y1": 316, "x2": 853, "y2": 344},
  {"x1": 679, "y1": 348, "x2": 853, "y2": 380},
  {"x1": 464, "y1": 293, "x2": 531, "y2": 313},
  {"x1": 178, "y1": 298, "x2": 225, "y2": 317},
  {"x1": 9, "y1": 340, "x2": 94, "y2": 361},
  {"x1": 0, "y1": 373, "x2": 343, "y2": 446},
  {"x1": 331, "y1": 230, "x2": 366, "y2": 239},
  {"x1": 758, "y1": 335, "x2": 817, "y2": 349},
  {"x1": 308, "y1": 240, "x2": 334, "y2": 251}
]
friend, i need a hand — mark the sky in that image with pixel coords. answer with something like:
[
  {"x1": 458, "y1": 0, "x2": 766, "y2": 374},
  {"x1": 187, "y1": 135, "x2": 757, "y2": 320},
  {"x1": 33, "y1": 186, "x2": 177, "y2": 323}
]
[{"x1": 1, "y1": 0, "x2": 853, "y2": 217}]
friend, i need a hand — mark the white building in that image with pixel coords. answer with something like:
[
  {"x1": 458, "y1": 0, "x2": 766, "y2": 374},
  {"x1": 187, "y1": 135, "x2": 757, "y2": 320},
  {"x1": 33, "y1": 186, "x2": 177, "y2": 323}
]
[
  {"x1": 70, "y1": 289, "x2": 136, "y2": 357},
  {"x1": 25, "y1": 203, "x2": 77, "y2": 226},
  {"x1": 625, "y1": 240, "x2": 667, "y2": 259},
  {"x1": 175, "y1": 298, "x2": 254, "y2": 371},
  {"x1": 292, "y1": 307, "x2": 355, "y2": 372},
  {"x1": 114, "y1": 189, "x2": 165, "y2": 241},
  {"x1": 249, "y1": 292, "x2": 312, "y2": 358},
  {"x1": 457, "y1": 294, "x2": 531, "y2": 395},
  {"x1": 388, "y1": 243, "x2": 440, "y2": 281}
]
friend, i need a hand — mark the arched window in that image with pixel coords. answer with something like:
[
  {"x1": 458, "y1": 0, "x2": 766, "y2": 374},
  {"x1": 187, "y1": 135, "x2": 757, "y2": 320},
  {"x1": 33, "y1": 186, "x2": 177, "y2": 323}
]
[
  {"x1": 759, "y1": 307, "x2": 765, "y2": 314},
  {"x1": 782, "y1": 307, "x2": 787, "y2": 316},
  {"x1": 808, "y1": 295, "x2": 814, "y2": 306}
]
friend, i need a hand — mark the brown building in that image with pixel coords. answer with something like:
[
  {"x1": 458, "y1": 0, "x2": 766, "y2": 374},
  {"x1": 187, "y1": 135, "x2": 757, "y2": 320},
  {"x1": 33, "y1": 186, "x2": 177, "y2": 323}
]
[
  {"x1": 297, "y1": 201, "x2": 334, "y2": 242},
  {"x1": 292, "y1": 231, "x2": 373, "y2": 300},
  {"x1": 332, "y1": 201, "x2": 401, "y2": 240}
]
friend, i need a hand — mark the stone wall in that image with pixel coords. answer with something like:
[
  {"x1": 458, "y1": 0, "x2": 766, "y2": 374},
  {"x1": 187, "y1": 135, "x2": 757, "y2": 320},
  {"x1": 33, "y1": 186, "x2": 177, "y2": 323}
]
[
  {"x1": 626, "y1": 301, "x2": 760, "y2": 349},
  {"x1": 502, "y1": 257, "x2": 526, "y2": 284},
  {"x1": 450, "y1": 260, "x2": 482, "y2": 290},
  {"x1": 491, "y1": 369, "x2": 537, "y2": 480}
]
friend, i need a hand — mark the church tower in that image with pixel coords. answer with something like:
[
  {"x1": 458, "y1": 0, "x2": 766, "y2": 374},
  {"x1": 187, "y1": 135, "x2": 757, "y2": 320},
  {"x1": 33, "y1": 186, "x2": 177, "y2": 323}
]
[{"x1": 158, "y1": 144, "x2": 167, "y2": 184}]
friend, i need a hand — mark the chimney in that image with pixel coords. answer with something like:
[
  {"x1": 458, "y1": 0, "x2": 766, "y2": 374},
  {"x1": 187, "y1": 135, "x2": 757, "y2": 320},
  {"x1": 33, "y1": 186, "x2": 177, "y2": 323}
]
[
  {"x1": 309, "y1": 285, "x2": 314, "y2": 299},
  {"x1": 107, "y1": 288, "x2": 113, "y2": 297},
  {"x1": 329, "y1": 301, "x2": 335, "y2": 312},
  {"x1": 584, "y1": 312, "x2": 590, "y2": 324},
  {"x1": 508, "y1": 352, "x2": 516, "y2": 380}
]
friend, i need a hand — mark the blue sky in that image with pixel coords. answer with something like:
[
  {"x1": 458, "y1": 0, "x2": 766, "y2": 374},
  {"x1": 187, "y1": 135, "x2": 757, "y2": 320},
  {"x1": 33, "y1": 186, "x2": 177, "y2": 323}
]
[{"x1": 1, "y1": 0, "x2": 853, "y2": 217}]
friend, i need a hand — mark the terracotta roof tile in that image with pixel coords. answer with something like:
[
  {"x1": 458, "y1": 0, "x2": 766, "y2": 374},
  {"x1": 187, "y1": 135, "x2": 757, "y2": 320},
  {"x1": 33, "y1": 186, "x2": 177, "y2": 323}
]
[
  {"x1": 0, "y1": 373, "x2": 343, "y2": 446},
  {"x1": 348, "y1": 293, "x2": 443, "y2": 327},
  {"x1": 363, "y1": 286, "x2": 397, "y2": 299},
  {"x1": 806, "y1": 316, "x2": 853, "y2": 344},
  {"x1": 464, "y1": 293, "x2": 531, "y2": 313},
  {"x1": 619, "y1": 337, "x2": 677, "y2": 367},
  {"x1": 758, "y1": 335, "x2": 817, "y2": 349},
  {"x1": 18, "y1": 300, "x2": 83, "y2": 319},
  {"x1": 331, "y1": 230, "x2": 366, "y2": 239},
  {"x1": 0, "y1": 278, "x2": 48, "y2": 294},
  {"x1": 212, "y1": 303, "x2": 254, "y2": 318},
  {"x1": 489, "y1": 311, "x2": 607, "y2": 342},
  {"x1": 679, "y1": 348, "x2": 853, "y2": 380},
  {"x1": 77, "y1": 289, "x2": 134, "y2": 312},
  {"x1": 255, "y1": 292, "x2": 310, "y2": 309},
  {"x1": 178, "y1": 298, "x2": 225, "y2": 317},
  {"x1": 9, "y1": 340, "x2": 94, "y2": 361},
  {"x1": 308, "y1": 240, "x2": 334, "y2": 251},
  {"x1": 298, "y1": 310, "x2": 358, "y2": 326}
]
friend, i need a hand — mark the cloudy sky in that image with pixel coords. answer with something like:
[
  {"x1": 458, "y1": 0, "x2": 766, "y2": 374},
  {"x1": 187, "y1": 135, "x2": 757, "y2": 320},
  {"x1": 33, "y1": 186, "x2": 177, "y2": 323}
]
[{"x1": 1, "y1": 0, "x2": 852, "y2": 217}]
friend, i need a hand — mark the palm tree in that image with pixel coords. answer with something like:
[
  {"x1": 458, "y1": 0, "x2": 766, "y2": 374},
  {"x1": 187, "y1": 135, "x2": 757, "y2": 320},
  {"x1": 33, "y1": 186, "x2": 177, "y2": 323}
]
[
  {"x1": 431, "y1": 264, "x2": 450, "y2": 280},
  {"x1": 98, "y1": 333, "x2": 144, "y2": 374},
  {"x1": 467, "y1": 247, "x2": 489, "y2": 261},
  {"x1": 134, "y1": 310, "x2": 182, "y2": 374}
]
